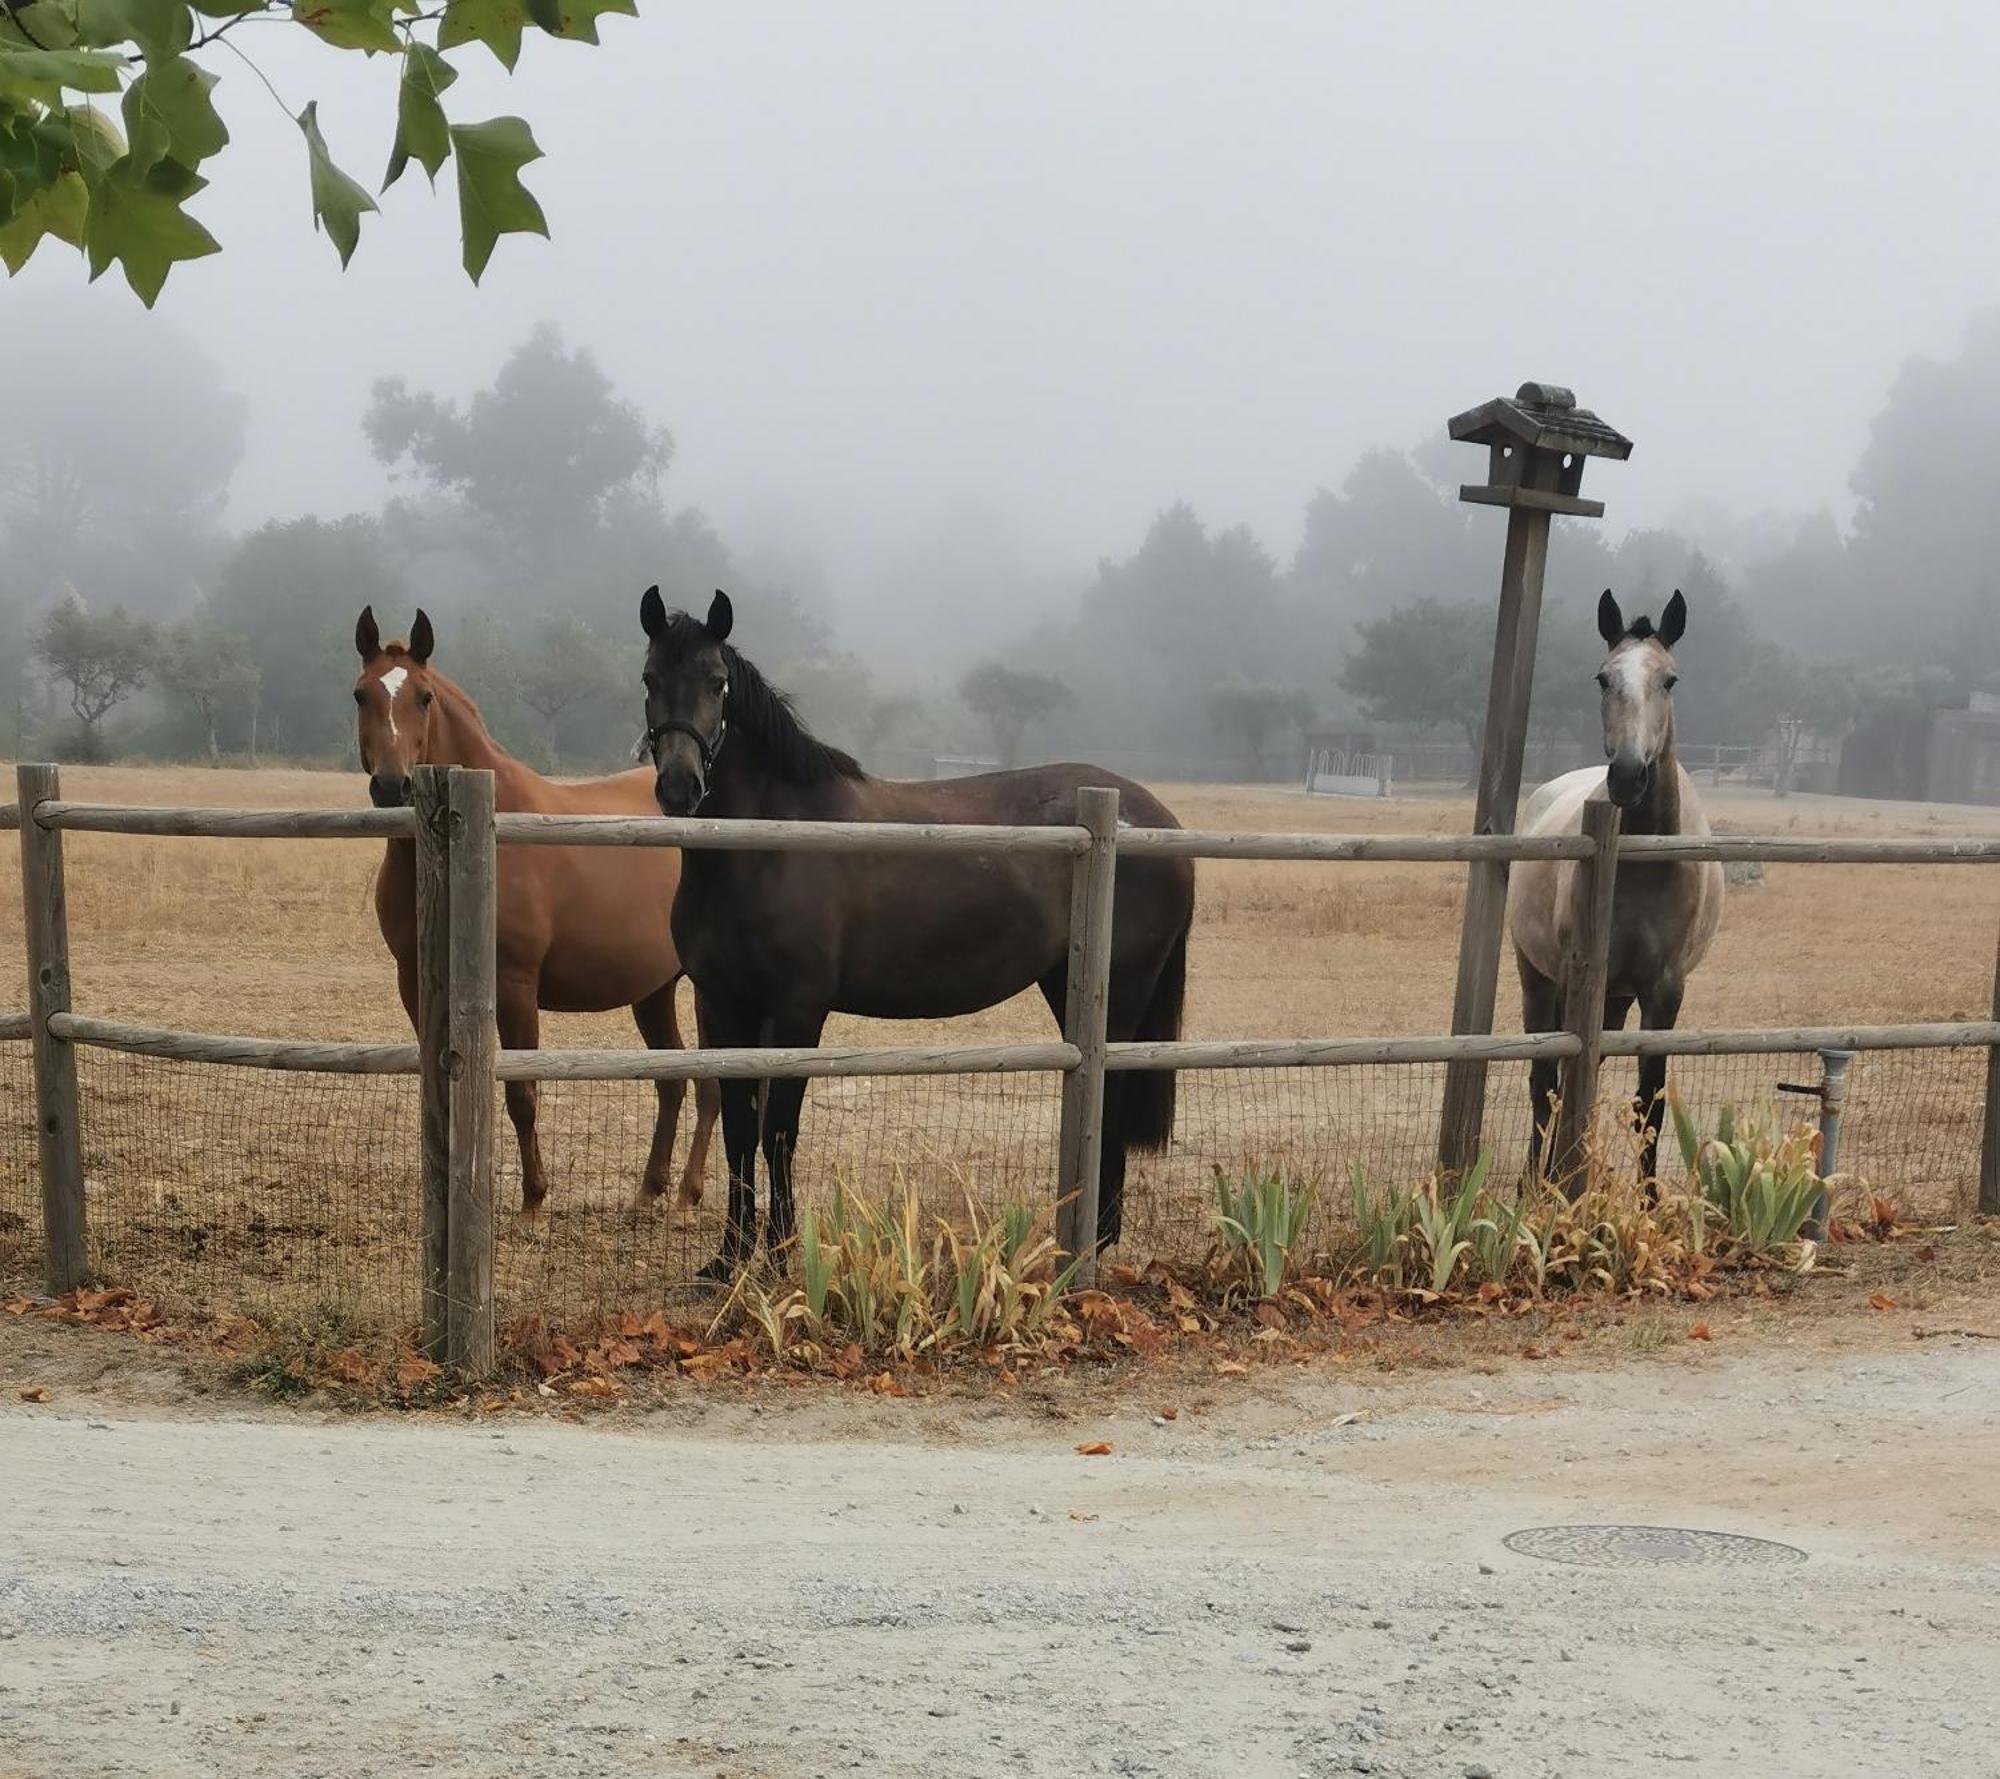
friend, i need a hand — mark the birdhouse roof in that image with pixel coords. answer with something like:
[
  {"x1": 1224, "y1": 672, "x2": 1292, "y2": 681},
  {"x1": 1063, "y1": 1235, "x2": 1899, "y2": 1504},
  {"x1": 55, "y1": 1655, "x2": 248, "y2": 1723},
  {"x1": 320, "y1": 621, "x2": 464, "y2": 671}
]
[{"x1": 1448, "y1": 382, "x2": 1632, "y2": 460}]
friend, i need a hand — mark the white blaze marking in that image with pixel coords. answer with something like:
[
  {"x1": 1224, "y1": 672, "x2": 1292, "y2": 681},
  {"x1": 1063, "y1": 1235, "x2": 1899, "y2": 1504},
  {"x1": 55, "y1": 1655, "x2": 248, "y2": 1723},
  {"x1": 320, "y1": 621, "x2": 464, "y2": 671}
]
[
  {"x1": 378, "y1": 666, "x2": 408, "y2": 742},
  {"x1": 1610, "y1": 649, "x2": 1650, "y2": 699}
]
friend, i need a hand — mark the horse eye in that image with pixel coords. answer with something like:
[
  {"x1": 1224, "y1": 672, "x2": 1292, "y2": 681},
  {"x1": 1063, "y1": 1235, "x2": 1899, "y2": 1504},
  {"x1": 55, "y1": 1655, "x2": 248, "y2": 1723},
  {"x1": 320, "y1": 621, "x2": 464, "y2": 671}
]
[
  {"x1": 710, "y1": 675, "x2": 727, "y2": 696},
  {"x1": 1662, "y1": 674, "x2": 1679, "y2": 691},
  {"x1": 417, "y1": 690, "x2": 433, "y2": 709},
  {"x1": 1595, "y1": 673, "x2": 1611, "y2": 691},
  {"x1": 353, "y1": 688, "x2": 366, "y2": 706}
]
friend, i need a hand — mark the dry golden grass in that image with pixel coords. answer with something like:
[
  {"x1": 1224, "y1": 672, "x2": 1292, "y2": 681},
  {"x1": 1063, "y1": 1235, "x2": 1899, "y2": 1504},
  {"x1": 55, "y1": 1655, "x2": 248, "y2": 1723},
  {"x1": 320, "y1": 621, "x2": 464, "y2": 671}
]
[{"x1": 2, "y1": 760, "x2": 1995, "y2": 1336}]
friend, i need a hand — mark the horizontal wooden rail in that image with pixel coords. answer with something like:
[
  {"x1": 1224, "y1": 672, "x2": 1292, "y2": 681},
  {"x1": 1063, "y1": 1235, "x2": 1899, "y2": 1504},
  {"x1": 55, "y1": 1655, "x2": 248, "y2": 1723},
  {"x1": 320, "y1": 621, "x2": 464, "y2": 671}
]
[
  {"x1": 48, "y1": 1013, "x2": 419, "y2": 1074},
  {"x1": 1114, "y1": 828, "x2": 1594, "y2": 862},
  {"x1": 491, "y1": 812, "x2": 1088, "y2": 855},
  {"x1": 0, "y1": 801, "x2": 17, "y2": 833},
  {"x1": 496, "y1": 1041, "x2": 1081, "y2": 1081},
  {"x1": 35, "y1": 803, "x2": 416, "y2": 840},
  {"x1": 0, "y1": 1011, "x2": 30, "y2": 1042},
  {"x1": 1619, "y1": 835, "x2": 2000, "y2": 864},
  {"x1": 1104, "y1": 1033, "x2": 1581, "y2": 1070},
  {"x1": 1602, "y1": 1020, "x2": 2000, "y2": 1057}
]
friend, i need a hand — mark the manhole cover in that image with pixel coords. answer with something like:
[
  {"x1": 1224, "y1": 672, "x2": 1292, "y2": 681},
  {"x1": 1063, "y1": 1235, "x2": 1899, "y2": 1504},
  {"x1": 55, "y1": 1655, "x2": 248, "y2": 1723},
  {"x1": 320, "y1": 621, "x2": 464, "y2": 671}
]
[{"x1": 1503, "y1": 1525, "x2": 1806, "y2": 1570}]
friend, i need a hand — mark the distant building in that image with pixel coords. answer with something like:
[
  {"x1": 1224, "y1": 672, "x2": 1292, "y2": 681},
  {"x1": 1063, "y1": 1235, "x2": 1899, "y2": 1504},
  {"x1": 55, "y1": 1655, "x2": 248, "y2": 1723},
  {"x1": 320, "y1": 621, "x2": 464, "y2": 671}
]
[{"x1": 1927, "y1": 691, "x2": 2000, "y2": 806}]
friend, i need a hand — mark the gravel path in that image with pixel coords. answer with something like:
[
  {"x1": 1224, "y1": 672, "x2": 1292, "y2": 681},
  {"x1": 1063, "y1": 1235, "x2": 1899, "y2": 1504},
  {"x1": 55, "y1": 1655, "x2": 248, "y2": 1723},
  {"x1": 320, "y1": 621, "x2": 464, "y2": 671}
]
[{"x1": 4, "y1": 1341, "x2": 1998, "y2": 1778}]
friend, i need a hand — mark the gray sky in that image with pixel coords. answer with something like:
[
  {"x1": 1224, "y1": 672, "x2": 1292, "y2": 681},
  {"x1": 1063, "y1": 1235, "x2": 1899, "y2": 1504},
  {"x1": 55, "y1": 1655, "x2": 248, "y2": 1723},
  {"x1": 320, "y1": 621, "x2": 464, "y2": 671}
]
[{"x1": 18, "y1": 2, "x2": 2000, "y2": 632}]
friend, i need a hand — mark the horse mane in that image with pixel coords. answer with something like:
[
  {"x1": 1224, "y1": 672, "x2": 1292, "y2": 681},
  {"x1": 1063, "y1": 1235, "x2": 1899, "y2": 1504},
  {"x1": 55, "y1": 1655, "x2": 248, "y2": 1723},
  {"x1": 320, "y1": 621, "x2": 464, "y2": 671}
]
[
  {"x1": 1622, "y1": 615, "x2": 1657, "y2": 641},
  {"x1": 657, "y1": 610, "x2": 865, "y2": 785}
]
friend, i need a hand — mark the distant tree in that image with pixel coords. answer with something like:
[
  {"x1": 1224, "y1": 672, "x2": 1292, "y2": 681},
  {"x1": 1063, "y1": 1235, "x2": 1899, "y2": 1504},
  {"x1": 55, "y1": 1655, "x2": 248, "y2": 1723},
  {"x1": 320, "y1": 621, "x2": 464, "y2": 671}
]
[
  {"x1": 159, "y1": 620, "x2": 261, "y2": 761},
  {"x1": 1205, "y1": 676, "x2": 1314, "y2": 779},
  {"x1": 507, "y1": 616, "x2": 620, "y2": 767},
  {"x1": 958, "y1": 662, "x2": 1072, "y2": 767},
  {"x1": 1758, "y1": 647, "x2": 1858, "y2": 795},
  {"x1": 206, "y1": 516, "x2": 409, "y2": 759},
  {"x1": 1339, "y1": 600, "x2": 1488, "y2": 747},
  {"x1": 1844, "y1": 312, "x2": 2000, "y2": 667},
  {"x1": 0, "y1": 297, "x2": 244, "y2": 619},
  {"x1": 34, "y1": 594, "x2": 155, "y2": 758},
  {"x1": 367, "y1": 327, "x2": 670, "y2": 571}
]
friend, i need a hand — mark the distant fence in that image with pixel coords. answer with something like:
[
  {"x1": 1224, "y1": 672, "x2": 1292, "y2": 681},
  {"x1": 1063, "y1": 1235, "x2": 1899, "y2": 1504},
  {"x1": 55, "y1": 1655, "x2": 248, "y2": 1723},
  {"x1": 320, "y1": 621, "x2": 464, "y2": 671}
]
[{"x1": 6, "y1": 764, "x2": 1999, "y2": 1377}]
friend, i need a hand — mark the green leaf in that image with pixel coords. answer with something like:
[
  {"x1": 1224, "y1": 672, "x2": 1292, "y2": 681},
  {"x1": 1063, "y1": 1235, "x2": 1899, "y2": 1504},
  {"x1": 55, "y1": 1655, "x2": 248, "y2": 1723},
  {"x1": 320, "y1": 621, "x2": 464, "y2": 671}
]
[
  {"x1": 297, "y1": 99, "x2": 375, "y2": 267},
  {"x1": 0, "y1": 165, "x2": 85, "y2": 269},
  {"x1": 62, "y1": 102, "x2": 130, "y2": 181},
  {"x1": 437, "y1": 0, "x2": 526, "y2": 70},
  {"x1": 290, "y1": 0, "x2": 399, "y2": 54},
  {"x1": 0, "y1": 4, "x2": 81, "y2": 50},
  {"x1": 0, "y1": 46, "x2": 130, "y2": 103},
  {"x1": 382, "y1": 38, "x2": 453, "y2": 190},
  {"x1": 83, "y1": 154, "x2": 218, "y2": 304},
  {"x1": 70, "y1": 0, "x2": 191, "y2": 60},
  {"x1": 121, "y1": 53, "x2": 226, "y2": 177},
  {"x1": 449, "y1": 113, "x2": 544, "y2": 282},
  {"x1": 536, "y1": 0, "x2": 633, "y2": 45}
]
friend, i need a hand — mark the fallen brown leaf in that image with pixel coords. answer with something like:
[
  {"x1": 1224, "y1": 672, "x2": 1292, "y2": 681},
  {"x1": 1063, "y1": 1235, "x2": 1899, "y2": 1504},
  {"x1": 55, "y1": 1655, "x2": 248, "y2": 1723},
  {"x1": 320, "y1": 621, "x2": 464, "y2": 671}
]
[
  {"x1": 1867, "y1": 1291, "x2": 1898, "y2": 1312},
  {"x1": 1687, "y1": 1322, "x2": 1713, "y2": 1342},
  {"x1": 1074, "y1": 1440, "x2": 1113, "y2": 1457},
  {"x1": 326, "y1": 1349, "x2": 377, "y2": 1386},
  {"x1": 19, "y1": 1384, "x2": 47, "y2": 1403},
  {"x1": 1157, "y1": 1405, "x2": 1179, "y2": 1421},
  {"x1": 568, "y1": 1375, "x2": 619, "y2": 1399},
  {"x1": 1213, "y1": 1360, "x2": 1248, "y2": 1377},
  {"x1": 394, "y1": 1353, "x2": 442, "y2": 1390}
]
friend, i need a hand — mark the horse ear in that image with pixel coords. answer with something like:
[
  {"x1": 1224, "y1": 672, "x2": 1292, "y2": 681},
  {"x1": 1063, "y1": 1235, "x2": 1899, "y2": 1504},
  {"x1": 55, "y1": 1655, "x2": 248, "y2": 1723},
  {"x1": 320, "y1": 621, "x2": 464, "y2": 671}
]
[
  {"x1": 355, "y1": 606, "x2": 380, "y2": 661},
  {"x1": 1659, "y1": 589, "x2": 1687, "y2": 648},
  {"x1": 706, "y1": 589, "x2": 734, "y2": 642},
  {"x1": 408, "y1": 610, "x2": 435, "y2": 665},
  {"x1": 1596, "y1": 589, "x2": 1625, "y2": 647},
  {"x1": 640, "y1": 585, "x2": 665, "y2": 639}
]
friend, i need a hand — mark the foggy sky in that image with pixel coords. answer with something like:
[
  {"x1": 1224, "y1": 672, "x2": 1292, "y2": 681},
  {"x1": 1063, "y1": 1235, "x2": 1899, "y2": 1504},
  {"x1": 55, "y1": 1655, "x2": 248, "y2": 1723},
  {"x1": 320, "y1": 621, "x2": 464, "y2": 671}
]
[{"x1": 15, "y1": 2, "x2": 2000, "y2": 647}]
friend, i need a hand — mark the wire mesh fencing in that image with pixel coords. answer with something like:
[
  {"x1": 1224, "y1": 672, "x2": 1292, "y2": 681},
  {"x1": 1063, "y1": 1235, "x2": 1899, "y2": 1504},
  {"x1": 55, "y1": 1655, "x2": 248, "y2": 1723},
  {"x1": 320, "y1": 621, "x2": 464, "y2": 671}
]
[
  {"x1": 0, "y1": 1038, "x2": 1986, "y2": 1340},
  {"x1": 0, "y1": 1035, "x2": 36, "y2": 1283}
]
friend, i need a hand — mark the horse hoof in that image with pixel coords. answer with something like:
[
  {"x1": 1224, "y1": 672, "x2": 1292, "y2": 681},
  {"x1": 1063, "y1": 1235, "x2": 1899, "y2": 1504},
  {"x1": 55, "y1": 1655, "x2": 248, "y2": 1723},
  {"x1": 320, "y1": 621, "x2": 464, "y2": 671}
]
[
  {"x1": 694, "y1": 1255, "x2": 739, "y2": 1285},
  {"x1": 677, "y1": 1184, "x2": 705, "y2": 1210}
]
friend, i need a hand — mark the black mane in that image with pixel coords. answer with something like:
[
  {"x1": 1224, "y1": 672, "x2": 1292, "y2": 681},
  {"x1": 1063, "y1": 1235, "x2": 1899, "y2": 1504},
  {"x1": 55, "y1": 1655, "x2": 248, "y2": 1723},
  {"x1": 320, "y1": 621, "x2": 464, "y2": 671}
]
[
  {"x1": 1623, "y1": 615, "x2": 1656, "y2": 640},
  {"x1": 655, "y1": 610, "x2": 865, "y2": 786}
]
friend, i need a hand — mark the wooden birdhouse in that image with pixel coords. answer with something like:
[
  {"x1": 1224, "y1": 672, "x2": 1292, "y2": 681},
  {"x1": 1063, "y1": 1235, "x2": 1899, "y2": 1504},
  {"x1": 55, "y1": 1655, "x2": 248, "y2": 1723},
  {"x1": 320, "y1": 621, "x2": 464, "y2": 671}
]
[{"x1": 1447, "y1": 381, "x2": 1632, "y2": 517}]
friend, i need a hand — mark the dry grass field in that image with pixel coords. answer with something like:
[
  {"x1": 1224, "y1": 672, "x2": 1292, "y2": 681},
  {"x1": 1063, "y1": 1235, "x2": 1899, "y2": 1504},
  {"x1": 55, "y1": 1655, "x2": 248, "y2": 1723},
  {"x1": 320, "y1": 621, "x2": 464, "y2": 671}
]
[{"x1": 3, "y1": 761, "x2": 1996, "y2": 1336}]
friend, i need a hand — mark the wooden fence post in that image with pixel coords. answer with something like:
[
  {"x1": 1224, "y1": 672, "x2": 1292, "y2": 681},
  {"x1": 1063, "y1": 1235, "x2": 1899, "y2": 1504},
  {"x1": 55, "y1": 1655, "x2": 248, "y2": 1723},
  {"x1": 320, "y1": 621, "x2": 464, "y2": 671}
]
[
  {"x1": 1980, "y1": 916, "x2": 2000, "y2": 1217},
  {"x1": 1056, "y1": 786, "x2": 1119, "y2": 1282},
  {"x1": 1553, "y1": 798, "x2": 1621, "y2": 1181},
  {"x1": 1437, "y1": 504, "x2": 1554, "y2": 1175},
  {"x1": 16, "y1": 763, "x2": 87, "y2": 1294},
  {"x1": 445, "y1": 767, "x2": 497, "y2": 1376},
  {"x1": 411, "y1": 765, "x2": 452, "y2": 1362}
]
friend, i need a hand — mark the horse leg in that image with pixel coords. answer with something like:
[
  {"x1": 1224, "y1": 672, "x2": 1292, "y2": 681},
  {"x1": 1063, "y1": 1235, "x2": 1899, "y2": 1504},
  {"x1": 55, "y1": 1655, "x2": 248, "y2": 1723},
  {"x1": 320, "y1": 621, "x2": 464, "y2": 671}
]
[
  {"x1": 1635, "y1": 978, "x2": 1684, "y2": 1193},
  {"x1": 695, "y1": 991, "x2": 762, "y2": 1282},
  {"x1": 631, "y1": 983, "x2": 688, "y2": 1208},
  {"x1": 1518, "y1": 954, "x2": 1560, "y2": 1180},
  {"x1": 497, "y1": 981, "x2": 552, "y2": 1214},
  {"x1": 681, "y1": 994, "x2": 721, "y2": 1208},
  {"x1": 758, "y1": 1010, "x2": 828, "y2": 1259}
]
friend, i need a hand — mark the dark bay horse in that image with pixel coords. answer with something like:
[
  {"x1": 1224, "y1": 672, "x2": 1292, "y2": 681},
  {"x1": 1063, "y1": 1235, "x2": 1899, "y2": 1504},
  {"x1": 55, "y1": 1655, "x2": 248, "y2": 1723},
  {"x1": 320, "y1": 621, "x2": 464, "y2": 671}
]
[
  {"x1": 1508, "y1": 589, "x2": 1725, "y2": 1183},
  {"x1": 354, "y1": 607, "x2": 719, "y2": 1212},
  {"x1": 636, "y1": 587, "x2": 1196, "y2": 1279}
]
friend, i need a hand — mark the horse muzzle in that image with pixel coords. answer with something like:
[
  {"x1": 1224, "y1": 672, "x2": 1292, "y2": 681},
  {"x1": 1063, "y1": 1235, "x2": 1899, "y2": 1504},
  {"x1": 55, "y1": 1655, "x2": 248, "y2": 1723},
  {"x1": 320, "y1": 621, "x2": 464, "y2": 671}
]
[
  {"x1": 653, "y1": 764, "x2": 706, "y2": 818},
  {"x1": 368, "y1": 773, "x2": 410, "y2": 809},
  {"x1": 1605, "y1": 754, "x2": 1652, "y2": 809}
]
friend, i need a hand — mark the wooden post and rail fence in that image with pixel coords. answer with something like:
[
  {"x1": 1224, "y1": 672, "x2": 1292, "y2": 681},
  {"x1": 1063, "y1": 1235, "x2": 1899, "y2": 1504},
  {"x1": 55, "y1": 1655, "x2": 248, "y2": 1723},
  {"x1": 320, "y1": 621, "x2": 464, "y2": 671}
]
[{"x1": 8, "y1": 760, "x2": 2000, "y2": 1377}]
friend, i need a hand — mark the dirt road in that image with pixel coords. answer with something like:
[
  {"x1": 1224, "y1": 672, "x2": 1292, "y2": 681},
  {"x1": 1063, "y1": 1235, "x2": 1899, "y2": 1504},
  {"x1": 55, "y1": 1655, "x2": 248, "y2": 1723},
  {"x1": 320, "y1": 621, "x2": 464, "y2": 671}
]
[{"x1": 3, "y1": 1339, "x2": 1998, "y2": 1779}]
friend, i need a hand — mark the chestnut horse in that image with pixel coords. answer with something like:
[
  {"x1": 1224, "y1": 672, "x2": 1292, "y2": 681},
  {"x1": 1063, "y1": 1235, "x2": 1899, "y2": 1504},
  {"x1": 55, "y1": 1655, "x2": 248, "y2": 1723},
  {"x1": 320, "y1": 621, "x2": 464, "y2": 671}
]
[
  {"x1": 353, "y1": 607, "x2": 718, "y2": 1212},
  {"x1": 638, "y1": 588, "x2": 1195, "y2": 1280},
  {"x1": 1508, "y1": 590, "x2": 1725, "y2": 1184}
]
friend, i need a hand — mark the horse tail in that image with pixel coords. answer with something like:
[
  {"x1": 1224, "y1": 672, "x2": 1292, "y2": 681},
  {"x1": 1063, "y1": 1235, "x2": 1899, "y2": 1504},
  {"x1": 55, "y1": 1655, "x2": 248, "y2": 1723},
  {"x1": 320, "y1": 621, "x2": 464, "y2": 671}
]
[{"x1": 1120, "y1": 917, "x2": 1187, "y2": 1153}]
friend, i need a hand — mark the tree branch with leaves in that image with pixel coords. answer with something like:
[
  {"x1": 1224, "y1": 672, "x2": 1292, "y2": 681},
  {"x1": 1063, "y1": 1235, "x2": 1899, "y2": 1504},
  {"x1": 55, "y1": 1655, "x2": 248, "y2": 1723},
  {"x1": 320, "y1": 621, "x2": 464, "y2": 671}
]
[{"x1": 0, "y1": 0, "x2": 632, "y2": 304}]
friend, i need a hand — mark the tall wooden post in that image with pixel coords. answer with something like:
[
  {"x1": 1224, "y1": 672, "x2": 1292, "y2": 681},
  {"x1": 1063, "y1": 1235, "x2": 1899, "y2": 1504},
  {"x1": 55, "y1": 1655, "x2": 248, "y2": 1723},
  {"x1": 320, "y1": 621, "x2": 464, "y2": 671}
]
[
  {"x1": 16, "y1": 764, "x2": 86, "y2": 1294},
  {"x1": 1552, "y1": 798, "x2": 1621, "y2": 1181},
  {"x1": 1435, "y1": 384, "x2": 1631, "y2": 1174},
  {"x1": 1056, "y1": 786, "x2": 1119, "y2": 1282},
  {"x1": 445, "y1": 767, "x2": 497, "y2": 1375},
  {"x1": 1438, "y1": 510, "x2": 1555, "y2": 1171},
  {"x1": 411, "y1": 765, "x2": 452, "y2": 1362},
  {"x1": 1980, "y1": 917, "x2": 2000, "y2": 1217}
]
